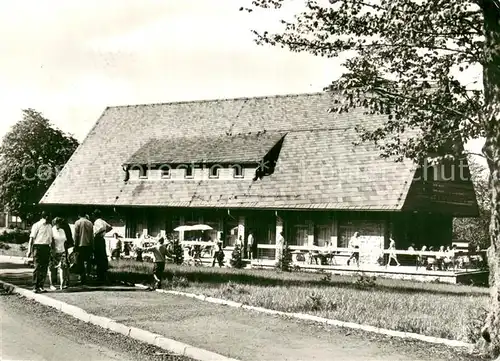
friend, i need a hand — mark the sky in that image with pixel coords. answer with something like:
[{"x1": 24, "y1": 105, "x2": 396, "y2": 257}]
[{"x1": 0, "y1": 0, "x2": 484, "y2": 158}]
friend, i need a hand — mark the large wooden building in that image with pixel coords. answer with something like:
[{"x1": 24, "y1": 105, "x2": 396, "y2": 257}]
[{"x1": 40, "y1": 92, "x2": 478, "y2": 264}]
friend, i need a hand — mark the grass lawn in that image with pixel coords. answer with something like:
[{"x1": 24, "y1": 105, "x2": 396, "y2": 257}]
[
  {"x1": 0, "y1": 242, "x2": 27, "y2": 257},
  {"x1": 109, "y1": 259, "x2": 489, "y2": 344}
]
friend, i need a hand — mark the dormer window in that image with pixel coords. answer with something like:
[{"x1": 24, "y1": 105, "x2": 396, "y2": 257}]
[
  {"x1": 233, "y1": 165, "x2": 243, "y2": 178},
  {"x1": 139, "y1": 167, "x2": 148, "y2": 179},
  {"x1": 184, "y1": 165, "x2": 193, "y2": 179},
  {"x1": 209, "y1": 166, "x2": 220, "y2": 179},
  {"x1": 160, "y1": 167, "x2": 171, "y2": 179}
]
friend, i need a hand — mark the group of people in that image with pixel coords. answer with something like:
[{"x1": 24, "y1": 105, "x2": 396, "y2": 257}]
[
  {"x1": 235, "y1": 230, "x2": 256, "y2": 259},
  {"x1": 336, "y1": 232, "x2": 401, "y2": 267},
  {"x1": 26, "y1": 210, "x2": 112, "y2": 293},
  {"x1": 408, "y1": 244, "x2": 461, "y2": 270}
]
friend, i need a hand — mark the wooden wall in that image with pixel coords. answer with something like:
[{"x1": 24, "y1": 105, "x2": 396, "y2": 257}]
[
  {"x1": 390, "y1": 212, "x2": 453, "y2": 249},
  {"x1": 403, "y1": 162, "x2": 479, "y2": 217}
]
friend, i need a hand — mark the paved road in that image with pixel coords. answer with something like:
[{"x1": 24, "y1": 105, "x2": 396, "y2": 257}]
[
  {"x1": 0, "y1": 259, "x2": 481, "y2": 361},
  {"x1": 0, "y1": 288, "x2": 192, "y2": 361}
]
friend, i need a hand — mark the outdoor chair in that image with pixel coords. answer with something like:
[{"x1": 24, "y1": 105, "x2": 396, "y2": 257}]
[
  {"x1": 416, "y1": 255, "x2": 426, "y2": 270},
  {"x1": 453, "y1": 251, "x2": 466, "y2": 270},
  {"x1": 426, "y1": 257, "x2": 437, "y2": 271}
]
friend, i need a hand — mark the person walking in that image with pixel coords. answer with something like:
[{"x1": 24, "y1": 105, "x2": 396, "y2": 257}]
[
  {"x1": 74, "y1": 211, "x2": 94, "y2": 285},
  {"x1": 386, "y1": 237, "x2": 400, "y2": 267},
  {"x1": 26, "y1": 212, "x2": 53, "y2": 293},
  {"x1": 140, "y1": 237, "x2": 168, "y2": 289},
  {"x1": 92, "y1": 210, "x2": 113, "y2": 284},
  {"x1": 48, "y1": 218, "x2": 69, "y2": 290},
  {"x1": 346, "y1": 232, "x2": 360, "y2": 267}
]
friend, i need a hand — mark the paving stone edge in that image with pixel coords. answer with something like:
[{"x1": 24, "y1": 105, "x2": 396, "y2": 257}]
[{"x1": 0, "y1": 280, "x2": 240, "y2": 361}]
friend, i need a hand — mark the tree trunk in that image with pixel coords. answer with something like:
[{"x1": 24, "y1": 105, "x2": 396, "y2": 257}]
[{"x1": 480, "y1": 0, "x2": 500, "y2": 358}]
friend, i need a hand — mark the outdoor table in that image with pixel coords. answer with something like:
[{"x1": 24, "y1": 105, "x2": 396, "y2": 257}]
[
  {"x1": 309, "y1": 251, "x2": 336, "y2": 265},
  {"x1": 290, "y1": 250, "x2": 305, "y2": 263}
]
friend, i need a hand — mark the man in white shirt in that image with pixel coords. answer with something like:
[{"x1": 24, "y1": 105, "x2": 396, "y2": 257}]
[
  {"x1": 27, "y1": 212, "x2": 53, "y2": 293},
  {"x1": 74, "y1": 211, "x2": 94, "y2": 285},
  {"x1": 247, "y1": 231, "x2": 254, "y2": 260},
  {"x1": 347, "y1": 232, "x2": 360, "y2": 267},
  {"x1": 92, "y1": 209, "x2": 112, "y2": 284}
]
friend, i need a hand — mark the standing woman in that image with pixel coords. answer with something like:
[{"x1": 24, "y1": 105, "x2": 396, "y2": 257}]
[
  {"x1": 49, "y1": 218, "x2": 69, "y2": 290},
  {"x1": 60, "y1": 217, "x2": 74, "y2": 286},
  {"x1": 55, "y1": 217, "x2": 74, "y2": 287},
  {"x1": 92, "y1": 210, "x2": 113, "y2": 284}
]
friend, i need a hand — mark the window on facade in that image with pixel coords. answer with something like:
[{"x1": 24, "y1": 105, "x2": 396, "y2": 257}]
[
  {"x1": 339, "y1": 221, "x2": 384, "y2": 248},
  {"x1": 209, "y1": 166, "x2": 220, "y2": 179},
  {"x1": 316, "y1": 225, "x2": 333, "y2": 247},
  {"x1": 184, "y1": 165, "x2": 193, "y2": 178},
  {"x1": 233, "y1": 166, "x2": 244, "y2": 178},
  {"x1": 293, "y1": 225, "x2": 309, "y2": 246},
  {"x1": 139, "y1": 167, "x2": 148, "y2": 179},
  {"x1": 161, "y1": 168, "x2": 171, "y2": 179},
  {"x1": 227, "y1": 222, "x2": 239, "y2": 247}
]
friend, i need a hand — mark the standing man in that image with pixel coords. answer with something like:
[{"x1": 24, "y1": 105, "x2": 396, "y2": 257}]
[
  {"x1": 247, "y1": 231, "x2": 254, "y2": 260},
  {"x1": 26, "y1": 212, "x2": 53, "y2": 293},
  {"x1": 92, "y1": 209, "x2": 112, "y2": 284},
  {"x1": 74, "y1": 211, "x2": 94, "y2": 285}
]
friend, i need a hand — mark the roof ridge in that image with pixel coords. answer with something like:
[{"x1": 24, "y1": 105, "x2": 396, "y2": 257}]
[{"x1": 106, "y1": 90, "x2": 335, "y2": 109}]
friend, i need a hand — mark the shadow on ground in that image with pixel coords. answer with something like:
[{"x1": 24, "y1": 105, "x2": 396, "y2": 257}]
[
  {"x1": 0, "y1": 262, "x2": 31, "y2": 270},
  {"x1": 0, "y1": 271, "x2": 143, "y2": 293},
  {"x1": 109, "y1": 266, "x2": 488, "y2": 298}
]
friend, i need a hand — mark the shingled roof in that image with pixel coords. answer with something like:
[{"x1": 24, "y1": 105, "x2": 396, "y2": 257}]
[
  {"x1": 125, "y1": 132, "x2": 286, "y2": 165},
  {"x1": 41, "y1": 91, "x2": 418, "y2": 210}
]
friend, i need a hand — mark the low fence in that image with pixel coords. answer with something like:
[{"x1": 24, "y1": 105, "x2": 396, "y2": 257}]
[
  {"x1": 255, "y1": 244, "x2": 487, "y2": 271},
  {"x1": 104, "y1": 238, "x2": 486, "y2": 272}
]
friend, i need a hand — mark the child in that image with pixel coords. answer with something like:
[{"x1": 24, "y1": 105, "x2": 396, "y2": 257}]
[
  {"x1": 141, "y1": 237, "x2": 168, "y2": 289},
  {"x1": 212, "y1": 241, "x2": 225, "y2": 267}
]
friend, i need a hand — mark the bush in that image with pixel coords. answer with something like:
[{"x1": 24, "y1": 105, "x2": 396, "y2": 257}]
[
  {"x1": 0, "y1": 242, "x2": 11, "y2": 250},
  {"x1": 221, "y1": 281, "x2": 249, "y2": 296},
  {"x1": 0, "y1": 229, "x2": 29, "y2": 244},
  {"x1": 320, "y1": 272, "x2": 332, "y2": 284},
  {"x1": 276, "y1": 243, "x2": 293, "y2": 272},
  {"x1": 230, "y1": 245, "x2": 244, "y2": 269},
  {"x1": 465, "y1": 306, "x2": 488, "y2": 344},
  {"x1": 354, "y1": 274, "x2": 377, "y2": 289},
  {"x1": 164, "y1": 275, "x2": 189, "y2": 289},
  {"x1": 305, "y1": 292, "x2": 323, "y2": 311}
]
